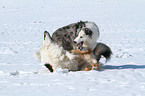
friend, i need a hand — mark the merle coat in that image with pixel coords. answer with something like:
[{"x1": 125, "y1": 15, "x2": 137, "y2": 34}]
[{"x1": 52, "y1": 21, "x2": 112, "y2": 62}]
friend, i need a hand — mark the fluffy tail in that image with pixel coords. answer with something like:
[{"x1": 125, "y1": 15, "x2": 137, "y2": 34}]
[
  {"x1": 34, "y1": 51, "x2": 41, "y2": 62},
  {"x1": 93, "y1": 43, "x2": 112, "y2": 63}
]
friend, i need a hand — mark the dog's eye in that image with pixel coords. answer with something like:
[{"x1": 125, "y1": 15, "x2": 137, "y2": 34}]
[{"x1": 80, "y1": 36, "x2": 83, "y2": 38}]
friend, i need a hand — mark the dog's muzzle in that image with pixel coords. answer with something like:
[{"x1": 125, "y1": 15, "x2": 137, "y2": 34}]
[{"x1": 74, "y1": 41, "x2": 84, "y2": 50}]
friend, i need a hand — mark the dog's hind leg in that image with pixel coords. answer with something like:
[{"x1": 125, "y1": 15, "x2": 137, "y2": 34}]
[
  {"x1": 84, "y1": 65, "x2": 92, "y2": 71},
  {"x1": 90, "y1": 53, "x2": 100, "y2": 70},
  {"x1": 44, "y1": 64, "x2": 53, "y2": 72}
]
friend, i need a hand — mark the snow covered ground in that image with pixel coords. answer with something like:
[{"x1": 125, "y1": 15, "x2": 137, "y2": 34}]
[{"x1": 0, "y1": 0, "x2": 145, "y2": 96}]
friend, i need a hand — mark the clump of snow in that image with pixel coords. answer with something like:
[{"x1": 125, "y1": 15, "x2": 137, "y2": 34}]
[
  {"x1": 55, "y1": 68, "x2": 69, "y2": 74},
  {"x1": 10, "y1": 71, "x2": 19, "y2": 76}
]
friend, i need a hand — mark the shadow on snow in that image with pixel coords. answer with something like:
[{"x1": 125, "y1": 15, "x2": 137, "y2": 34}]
[{"x1": 104, "y1": 64, "x2": 145, "y2": 70}]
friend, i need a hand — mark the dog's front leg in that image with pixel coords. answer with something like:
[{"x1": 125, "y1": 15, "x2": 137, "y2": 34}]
[{"x1": 70, "y1": 49, "x2": 91, "y2": 54}]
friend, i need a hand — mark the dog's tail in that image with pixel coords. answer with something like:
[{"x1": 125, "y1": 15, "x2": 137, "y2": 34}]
[
  {"x1": 34, "y1": 51, "x2": 41, "y2": 62},
  {"x1": 93, "y1": 43, "x2": 112, "y2": 63}
]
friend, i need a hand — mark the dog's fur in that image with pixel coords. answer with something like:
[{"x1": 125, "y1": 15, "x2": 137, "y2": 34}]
[
  {"x1": 70, "y1": 49, "x2": 100, "y2": 70},
  {"x1": 93, "y1": 43, "x2": 112, "y2": 62},
  {"x1": 35, "y1": 31, "x2": 79, "y2": 71}
]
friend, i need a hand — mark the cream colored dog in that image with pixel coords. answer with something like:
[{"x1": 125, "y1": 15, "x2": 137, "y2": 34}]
[
  {"x1": 35, "y1": 31, "x2": 103, "y2": 72},
  {"x1": 35, "y1": 31, "x2": 78, "y2": 72}
]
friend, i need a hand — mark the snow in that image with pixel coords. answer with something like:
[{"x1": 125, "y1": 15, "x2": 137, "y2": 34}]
[{"x1": 0, "y1": 0, "x2": 145, "y2": 96}]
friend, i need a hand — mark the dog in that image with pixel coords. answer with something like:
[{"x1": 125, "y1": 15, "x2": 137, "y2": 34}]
[
  {"x1": 52, "y1": 21, "x2": 112, "y2": 64},
  {"x1": 52, "y1": 21, "x2": 99, "y2": 51},
  {"x1": 35, "y1": 31, "x2": 101, "y2": 72},
  {"x1": 35, "y1": 31, "x2": 79, "y2": 72}
]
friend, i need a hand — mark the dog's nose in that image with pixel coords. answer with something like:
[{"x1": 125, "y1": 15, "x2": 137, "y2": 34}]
[{"x1": 74, "y1": 41, "x2": 77, "y2": 44}]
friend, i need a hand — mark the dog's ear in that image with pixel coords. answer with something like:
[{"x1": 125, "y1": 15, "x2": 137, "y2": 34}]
[
  {"x1": 84, "y1": 28, "x2": 93, "y2": 37},
  {"x1": 44, "y1": 31, "x2": 53, "y2": 41},
  {"x1": 44, "y1": 31, "x2": 48, "y2": 40}
]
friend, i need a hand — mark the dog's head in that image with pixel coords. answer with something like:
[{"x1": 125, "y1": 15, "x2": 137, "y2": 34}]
[
  {"x1": 74, "y1": 28, "x2": 93, "y2": 49},
  {"x1": 43, "y1": 31, "x2": 53, "y2": 46}
]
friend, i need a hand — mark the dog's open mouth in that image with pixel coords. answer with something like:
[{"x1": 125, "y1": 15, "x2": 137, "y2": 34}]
[{"x1": 77, "y1": 41, "x2": 84, "y2": 50}]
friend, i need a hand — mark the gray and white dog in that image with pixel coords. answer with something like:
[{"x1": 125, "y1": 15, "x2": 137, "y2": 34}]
[{"x1": 52, "y1": 21, "x2": 112, "y2": 63}]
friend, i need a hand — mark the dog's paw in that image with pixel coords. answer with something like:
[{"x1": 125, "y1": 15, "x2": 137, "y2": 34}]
[
  {"x1": 69, "y1": 54, "x2": 78, "y2": 60},
  {"x1": 72, "y1": 55, "x2": 79, "y2": 59},
  {"x1": 92, "y1": 63, "x2": 103, "y2": 70},
  {"x1": 91, "y1": 64, "x2": 98, "y2": 70},
  {"x1": 66, "y1": 51, "x2": 78, "y2": 60}
]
